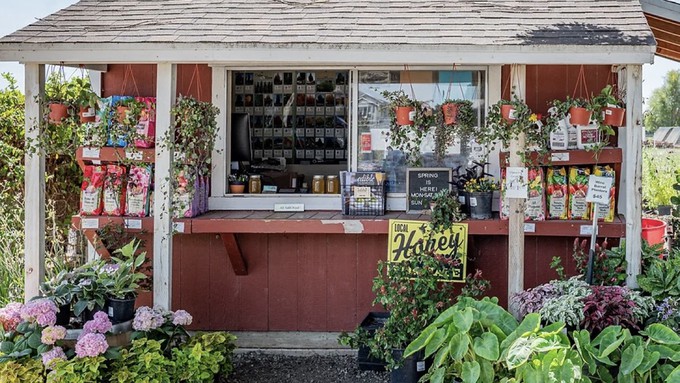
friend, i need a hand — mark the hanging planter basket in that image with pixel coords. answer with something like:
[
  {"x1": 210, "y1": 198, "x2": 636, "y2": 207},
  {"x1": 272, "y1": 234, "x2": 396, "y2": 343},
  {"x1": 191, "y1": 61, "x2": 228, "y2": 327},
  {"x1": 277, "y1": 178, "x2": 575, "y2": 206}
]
[
  {"x1": 395, "y1": 106, "x2": 415, "y2": 126},
  {"x1": 441, "y1": 103, "x2": 459, "y2": 125},
  {"x1": 568, "y1": 106, "x2": 592, "y2": 126},
  {"x1": 48, "y1": 103, "x2": 69, "y2": 124},
  {"x1": 500, "y1": 104, "x2": 516, "y2": 124},
  {"x1": 602, "y1": 106, "x2": 625, "y2": 127}
]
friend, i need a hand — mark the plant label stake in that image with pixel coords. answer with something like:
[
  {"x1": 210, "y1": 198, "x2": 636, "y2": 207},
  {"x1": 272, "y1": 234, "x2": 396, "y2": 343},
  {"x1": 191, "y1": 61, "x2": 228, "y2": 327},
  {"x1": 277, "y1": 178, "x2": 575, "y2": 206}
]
[{"x1": 585, "y1": 175, "x2": 613, "y2": 284}]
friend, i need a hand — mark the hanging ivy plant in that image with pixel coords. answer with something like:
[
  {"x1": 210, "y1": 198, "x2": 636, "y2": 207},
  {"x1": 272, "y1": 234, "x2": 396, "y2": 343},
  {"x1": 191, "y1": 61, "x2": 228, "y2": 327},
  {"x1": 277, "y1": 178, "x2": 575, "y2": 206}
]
[
  {"x1": 380, "y1": 89, "x2": 435, "y2": 167},
  {"x1": 161, "y1": 96, "x2": 220, "y2": 203}
]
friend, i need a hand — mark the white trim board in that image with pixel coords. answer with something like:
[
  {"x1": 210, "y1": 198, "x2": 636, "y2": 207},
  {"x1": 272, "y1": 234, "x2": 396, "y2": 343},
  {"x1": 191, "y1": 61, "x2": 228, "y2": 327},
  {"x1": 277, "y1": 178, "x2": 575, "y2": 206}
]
[{"x1": 0, "y1": 44, "x2": 655, "y2": 65}]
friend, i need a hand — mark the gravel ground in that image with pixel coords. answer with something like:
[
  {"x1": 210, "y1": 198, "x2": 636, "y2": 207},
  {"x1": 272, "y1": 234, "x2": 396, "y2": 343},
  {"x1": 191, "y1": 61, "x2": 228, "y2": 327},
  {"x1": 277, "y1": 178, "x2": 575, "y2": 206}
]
[{"x1": 223, "y1": 351, "x2": 390, "y2": 383}]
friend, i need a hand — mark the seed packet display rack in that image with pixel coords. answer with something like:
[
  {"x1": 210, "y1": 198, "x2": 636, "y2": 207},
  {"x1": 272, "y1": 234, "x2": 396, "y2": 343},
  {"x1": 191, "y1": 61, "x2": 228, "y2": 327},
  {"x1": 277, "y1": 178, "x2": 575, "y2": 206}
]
[{"x1": 341, "y1": 171, "x2": 387, "y2": 216}]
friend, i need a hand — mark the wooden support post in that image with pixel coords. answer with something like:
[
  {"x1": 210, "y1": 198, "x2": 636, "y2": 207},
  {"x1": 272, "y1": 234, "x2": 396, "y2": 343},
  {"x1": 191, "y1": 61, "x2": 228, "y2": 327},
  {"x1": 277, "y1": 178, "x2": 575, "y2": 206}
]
[
  {"x1": 624, "y1": 65, "x2": 643, "y2": 288},
  {"x1": 507, "y1": 64, "x2": 526, "y2": 316},
  {"x1": 154, "y1": 63, "x2": 177, "y2": 310},
  {"x1": 24, "y1": 63, "x2": 45, "y2": 302},
  {"x1": 211, "y1": 66, "x2": 227, "y2": 201},
  {"x1": 220, "y1": 233, "x2": 248, "y2": 275}
]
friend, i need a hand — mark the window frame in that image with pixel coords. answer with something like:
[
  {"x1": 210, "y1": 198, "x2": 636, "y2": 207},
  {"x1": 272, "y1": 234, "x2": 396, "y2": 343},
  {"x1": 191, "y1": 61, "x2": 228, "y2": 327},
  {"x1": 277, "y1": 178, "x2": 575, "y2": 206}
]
[{"x1": 208, "y1": 65, "x2": 497, "y2": 211}]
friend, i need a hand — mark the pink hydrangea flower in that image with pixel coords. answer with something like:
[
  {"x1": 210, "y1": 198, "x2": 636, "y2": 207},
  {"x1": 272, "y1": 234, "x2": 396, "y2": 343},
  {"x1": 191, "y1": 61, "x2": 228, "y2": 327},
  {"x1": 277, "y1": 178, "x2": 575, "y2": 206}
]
[
  {"x1": 172, "y1": 310, "x2": 193, "y2": 326},
  {"x1": 132, "y1": 306, "x2": 166, "y2": 331},
  {"x1": 82, "y1": 311, "x2": 112, "y2": 335},
  {"x1": 41, "y1": 346, "x2": 66, "y2": 369},
  {"x1": 41, "y1": 325, "x2": 67, "y2": 345},
  {"x1": 0, "y1": 302, "x2": 24, "y2": 332},
  {"x1": 20, "y1": 298, "x2": 57, "y2": 327},
  {"x1": 75, "y1": 333, "x2": 108, "y2": 358}
]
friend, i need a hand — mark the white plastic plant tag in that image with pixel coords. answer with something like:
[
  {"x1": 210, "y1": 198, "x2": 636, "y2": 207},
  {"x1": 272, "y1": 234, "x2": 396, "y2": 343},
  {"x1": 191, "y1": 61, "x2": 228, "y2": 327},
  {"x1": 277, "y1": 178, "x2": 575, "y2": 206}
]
[
  {"x1": 469, "y1": 197, "x2": 478, "y2": 207},
  {"x1": 508, "y1": 108, "x2": 517, "y2": 120},
  {"x1": 417, "y1": 361, "x2": 426, "y2": 372},
  {"x1": 408, "y1": 110, "x2": 416, "y2": 122},
  {"x1": 459, "y1": 196, "x2": 466, "y2": 204}
]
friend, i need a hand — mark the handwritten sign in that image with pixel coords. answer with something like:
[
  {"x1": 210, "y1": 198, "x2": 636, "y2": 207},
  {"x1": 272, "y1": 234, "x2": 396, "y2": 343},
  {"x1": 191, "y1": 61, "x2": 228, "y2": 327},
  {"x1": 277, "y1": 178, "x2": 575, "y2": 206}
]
[
  {"x1": 406, "y1": 168, "x2": 452, "y2": 213},
  {"x1": 387, "y1": 219, "x2": 467, "y2": 283},
  {"x1": 586, "y1": 175, "x2": 613, "y2": 205}
]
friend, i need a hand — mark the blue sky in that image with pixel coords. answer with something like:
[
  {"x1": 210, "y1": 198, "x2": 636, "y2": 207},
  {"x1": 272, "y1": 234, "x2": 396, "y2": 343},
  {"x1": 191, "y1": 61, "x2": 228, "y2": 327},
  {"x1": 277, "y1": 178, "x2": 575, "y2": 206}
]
[{"x1": 1, "y1": 0, "x2": 679, "y2": 107}]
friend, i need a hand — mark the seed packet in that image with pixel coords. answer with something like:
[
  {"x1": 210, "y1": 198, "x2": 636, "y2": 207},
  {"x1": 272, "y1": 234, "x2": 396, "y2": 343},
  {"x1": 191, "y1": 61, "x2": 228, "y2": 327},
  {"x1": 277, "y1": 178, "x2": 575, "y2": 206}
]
[
  {"x1": 134, "y1": 97, "x2": 156, "y2": 148},
  {"x1": 80, "y1": 165, "x2": 106, "y2": 216},
  {"x1": 173, "y1": 171, "x2": 201, "y2": 218},
  {"x1": 102, "y1": 165, "x2": 127, "y2": 216},
  {"x1": 568, "y1": 167, "x2": 591, "y2": 220},
  {"x1": 546, "y1": 167, "x2": 568, "y2": 220},
  {"x1": 525, "y1": 168, "x2": 545, "y2": 221},
  {"x1": 125, "y1": 165, "x2": 152, "y2": 217},
  {"x1": 593, "y1": 165, "x2": 616, "y2": 222}
]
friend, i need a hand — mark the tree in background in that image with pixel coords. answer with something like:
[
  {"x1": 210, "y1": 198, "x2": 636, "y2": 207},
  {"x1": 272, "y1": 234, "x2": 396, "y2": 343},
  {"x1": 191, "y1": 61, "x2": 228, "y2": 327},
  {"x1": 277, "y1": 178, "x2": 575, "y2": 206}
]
[{"x1": 645, "y1": 70, "x2": 680, "y2": 133}]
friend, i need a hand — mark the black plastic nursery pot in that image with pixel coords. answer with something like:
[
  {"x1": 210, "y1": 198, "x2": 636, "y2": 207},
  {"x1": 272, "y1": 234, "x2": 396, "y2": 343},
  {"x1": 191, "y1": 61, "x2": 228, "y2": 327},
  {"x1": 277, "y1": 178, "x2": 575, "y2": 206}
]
[
  {"x1": 56, "y1": 304, "x2": 70, "y2": 326},
  {"x1": 357, "y1": 312, "x2": 390, "y2": 371},
  {"x1": 106, "y1": 296, "x2": 136, "y2": 324},
  {"x1": 390, "y1": 349, "x2": 427, "y2": 383}
]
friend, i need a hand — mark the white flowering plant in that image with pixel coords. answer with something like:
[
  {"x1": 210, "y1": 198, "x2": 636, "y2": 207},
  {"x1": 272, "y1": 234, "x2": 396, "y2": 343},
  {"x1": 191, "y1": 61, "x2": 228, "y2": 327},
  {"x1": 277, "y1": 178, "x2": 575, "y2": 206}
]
[{"x1": 130, "y1": 306, "x2": 193, "y2": 356}]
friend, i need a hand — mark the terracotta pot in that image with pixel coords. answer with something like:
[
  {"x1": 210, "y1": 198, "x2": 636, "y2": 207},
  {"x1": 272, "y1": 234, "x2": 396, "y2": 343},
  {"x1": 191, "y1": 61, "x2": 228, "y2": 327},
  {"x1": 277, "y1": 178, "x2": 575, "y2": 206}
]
[
  {"x1": 568, "y1": 106, "x2": 592, "y2": 126},
  {"x1": 500, "y1": 104, "x2": 516, "y2": 124},
  {"x1": 602, "y1": 106, "x2": 625, "y2": 127},
  {"x1": 48, "y1": 103, "x2": 69, "y2": 124},
  {"x1": 395, "y1": 106, "x2": 415, "y2": 126},
  {"x1": 441, "y1": 103, "x2": 459, "y2": 125},
  {"x1": 79, "y1": 106, "x2": 96, "y2": 123},
  {"x1": 229, "y1": 184, "x2": 245, "y2": 193},
  {"x1": 116, "y1": 106, "x2": 129, "y2": 123}
]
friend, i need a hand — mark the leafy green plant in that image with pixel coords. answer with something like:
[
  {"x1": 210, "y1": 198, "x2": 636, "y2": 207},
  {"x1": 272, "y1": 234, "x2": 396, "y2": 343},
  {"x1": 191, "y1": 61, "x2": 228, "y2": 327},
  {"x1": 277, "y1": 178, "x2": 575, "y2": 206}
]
[
  {"x1": 71, "y1": 260, "x2": 108, "y2": 317},
  {"x1": 0, "y1": 357, "x2": 45, "y2": 382},
  {"x1": 100, "y1": 240, "x2": 147, "y2": 300},
  {"x1": 172, "y1": 332, "x2": 237, "y2": 382},
  {"x1": 434, "y1": 99, "x2": 476, "y2": 163},
  {"x1": 637, "y1": 249, "x2": 680, "y2": 300},
  {"x1": 46, "y1": 356, "x2": 106, "y2": 383},
  {"x1": 572, "y1": 238, "x2": 627, "y2": 286},
  {"x1": 428, "y1": 189, "x2": 466, "y2": 232},
  {"x1": 642, "y1": 147, "x2": 680, "y2": 210},
  {"x1": 380, "y1": 89, "x2": 434, "y2": 166},
  {"x1": 109, "y1": 338, "x2": 174, "y2": 383}
]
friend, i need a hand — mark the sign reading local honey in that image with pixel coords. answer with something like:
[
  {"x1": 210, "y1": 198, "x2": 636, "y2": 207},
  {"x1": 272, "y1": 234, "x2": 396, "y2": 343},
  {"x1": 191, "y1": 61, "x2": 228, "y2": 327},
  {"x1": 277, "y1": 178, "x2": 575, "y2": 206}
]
[{"x1": 387, "y1": 219, "x2": 468, "y2": 283}]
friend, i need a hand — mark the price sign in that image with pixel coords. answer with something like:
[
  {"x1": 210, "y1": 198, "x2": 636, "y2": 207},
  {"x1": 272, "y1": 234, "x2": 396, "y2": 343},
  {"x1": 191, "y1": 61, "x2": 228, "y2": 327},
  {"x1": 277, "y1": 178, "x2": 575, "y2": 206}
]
[{"x1": 586, "y1": 175, "x2": 613, "y2": 205}]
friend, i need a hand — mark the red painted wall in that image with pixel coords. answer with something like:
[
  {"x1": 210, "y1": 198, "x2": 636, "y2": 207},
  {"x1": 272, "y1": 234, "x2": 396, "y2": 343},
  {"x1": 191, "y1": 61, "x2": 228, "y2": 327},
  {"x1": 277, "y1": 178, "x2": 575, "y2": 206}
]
[{"x1": 101, "y1": 64, "x2": 212, "y2": 101}]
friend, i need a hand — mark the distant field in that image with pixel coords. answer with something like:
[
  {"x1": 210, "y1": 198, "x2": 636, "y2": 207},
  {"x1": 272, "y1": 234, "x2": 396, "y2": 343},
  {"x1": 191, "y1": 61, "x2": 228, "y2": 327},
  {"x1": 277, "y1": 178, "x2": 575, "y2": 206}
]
[{"x1": 642, "y1": 147, "x2": 680, "y2": 209}]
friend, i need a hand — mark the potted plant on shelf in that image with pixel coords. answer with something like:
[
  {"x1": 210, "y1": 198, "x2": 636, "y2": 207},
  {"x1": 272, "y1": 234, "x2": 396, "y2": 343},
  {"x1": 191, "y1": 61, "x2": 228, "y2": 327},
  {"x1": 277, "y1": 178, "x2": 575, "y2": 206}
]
[
  {"x1": 463, "y1": 176, "x2": 499, "y2": 219},
  {"x1": 565, "y1": 96, "x2": 594, "y2": 126},
  {"x1": 99, "y1": 240, "x2": 148, "y2": 324},
  {"x1": 72, "y1": 260, "x2": 109, "y2": 324},
  {"x1": 428, "y1": 188, "x2": 466, "y2": 232},
  {"x1": 228, "y1": 174, "x2": 248, "y2": 193},
  {"x1": 592, "y1": 85, "x2": 626, "y2": 128},
  {"x1": 381, "y1": 89, "x2": 435, "y2": 166}
]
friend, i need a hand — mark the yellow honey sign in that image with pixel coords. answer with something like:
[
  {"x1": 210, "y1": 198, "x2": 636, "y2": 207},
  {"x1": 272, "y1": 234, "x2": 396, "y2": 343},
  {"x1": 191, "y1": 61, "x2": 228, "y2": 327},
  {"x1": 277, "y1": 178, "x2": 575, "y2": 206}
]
[{"x1": 387, "y1": 219, "x2": 468, "y2": 283}]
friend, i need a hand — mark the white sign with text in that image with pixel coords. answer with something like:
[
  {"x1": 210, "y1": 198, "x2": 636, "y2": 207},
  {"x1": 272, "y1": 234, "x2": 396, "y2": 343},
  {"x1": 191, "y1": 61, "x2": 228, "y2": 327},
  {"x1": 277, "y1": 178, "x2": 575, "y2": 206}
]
[{"x1": 586, "y1": 175, "x2": 613, "y2": 205}]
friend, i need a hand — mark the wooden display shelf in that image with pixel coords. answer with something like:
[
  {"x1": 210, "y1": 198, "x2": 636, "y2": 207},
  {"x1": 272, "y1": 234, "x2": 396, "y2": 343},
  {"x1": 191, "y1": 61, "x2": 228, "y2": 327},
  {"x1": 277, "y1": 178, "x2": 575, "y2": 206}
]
[
  {"x1": 75, "y1": 146, "x2": 155, "y2": 171},
  {"x1": 190, "y1": 211, "x2": 626, "y2": 237},
  {"x1": 499, "y1": 148, "x2": 622, "y2": 167},
  {"x1": 71, "y1": 215, "x2": 191, "y2": 258}
]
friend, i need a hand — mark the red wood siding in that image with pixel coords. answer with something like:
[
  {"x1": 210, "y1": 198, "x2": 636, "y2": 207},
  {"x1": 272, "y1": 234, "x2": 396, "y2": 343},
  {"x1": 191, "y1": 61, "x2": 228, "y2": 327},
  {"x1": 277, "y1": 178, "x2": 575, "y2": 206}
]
[
  {"x1": 502, "y1": 65, "x2": 615, "y2": 116},
  {"x1": 101, "y1": 64, "x2": 212, "y2": 101},
  {"x1": 166, "y1": 233, "x2": 606, "y2": 332}
]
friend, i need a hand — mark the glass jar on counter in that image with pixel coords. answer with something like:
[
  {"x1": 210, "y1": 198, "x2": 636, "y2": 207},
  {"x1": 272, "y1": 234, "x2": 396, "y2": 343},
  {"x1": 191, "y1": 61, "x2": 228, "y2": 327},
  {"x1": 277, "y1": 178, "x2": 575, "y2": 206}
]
[
  {"x1": 248, "y1": 175, "x2": 262, "y2": 194},
  {"x1": 312, "y1": 175, "x2": 326, "y2": 194},
  {"x1": 326, "y1": 175, "x2": 340, "y2": 194}
]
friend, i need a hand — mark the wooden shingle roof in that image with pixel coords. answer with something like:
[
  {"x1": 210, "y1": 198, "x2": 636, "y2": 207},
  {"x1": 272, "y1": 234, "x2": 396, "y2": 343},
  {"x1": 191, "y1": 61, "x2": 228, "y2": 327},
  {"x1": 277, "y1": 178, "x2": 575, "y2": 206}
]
[
  {"x1": 0, "y1": 0, "x2": 657, "y2": 65},
  {"x1": 0, "y1": 0, "x2": 655, "y2": 47}
]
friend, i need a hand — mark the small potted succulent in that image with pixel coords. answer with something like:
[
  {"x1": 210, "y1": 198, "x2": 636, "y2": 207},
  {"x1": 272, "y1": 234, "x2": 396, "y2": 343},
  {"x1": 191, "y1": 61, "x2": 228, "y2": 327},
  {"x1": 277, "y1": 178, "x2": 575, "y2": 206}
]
[{"x1": 228, "y1": 174, "x2": 248, "y2": 193}]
